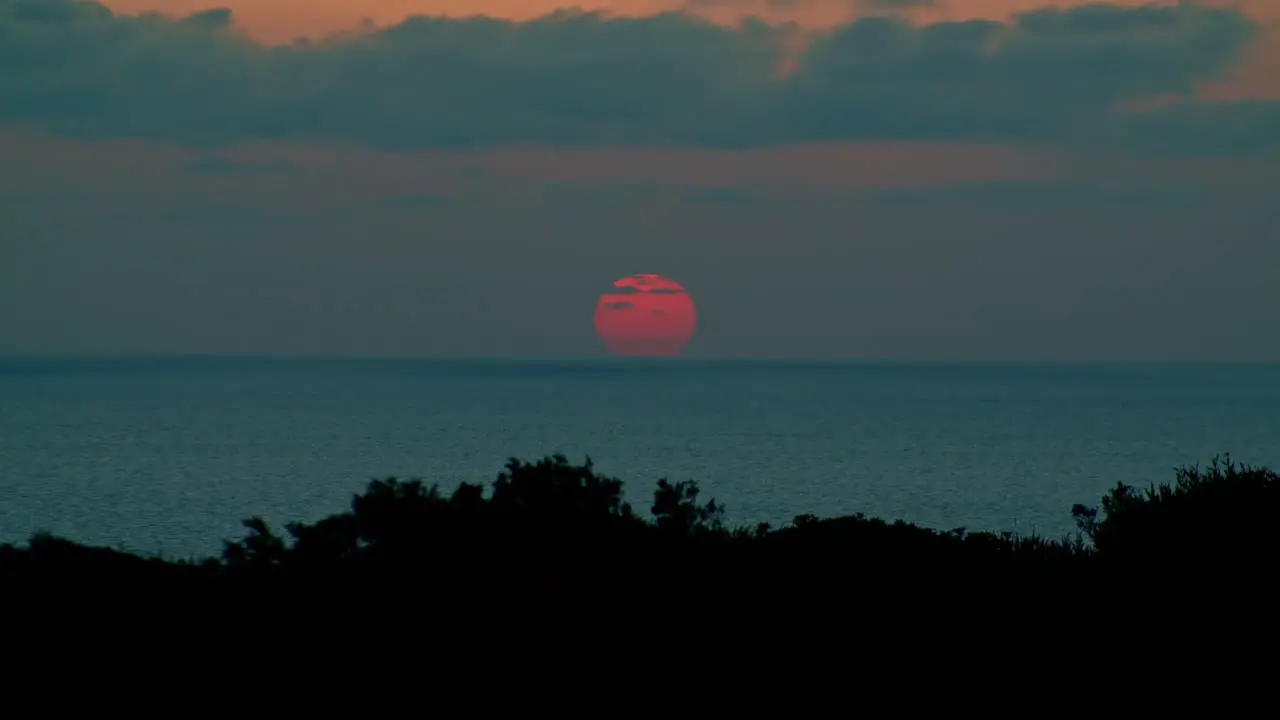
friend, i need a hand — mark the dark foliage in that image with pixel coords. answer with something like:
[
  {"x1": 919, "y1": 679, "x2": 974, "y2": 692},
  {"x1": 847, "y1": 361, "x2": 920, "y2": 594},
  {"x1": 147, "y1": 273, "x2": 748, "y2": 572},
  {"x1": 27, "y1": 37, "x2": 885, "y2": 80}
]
[
  {"x1": 1072, "y1": 454, "x2": 1280, "y2": 576},
  {"x1": 3, "y1": 453, "x2": 1277, "y2": 604}
]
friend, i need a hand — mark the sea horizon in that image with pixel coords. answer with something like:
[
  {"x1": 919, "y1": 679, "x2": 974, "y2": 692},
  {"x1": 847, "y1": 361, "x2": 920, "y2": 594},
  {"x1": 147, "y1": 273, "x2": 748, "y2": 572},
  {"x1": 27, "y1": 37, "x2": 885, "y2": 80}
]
[
  {"x1": 4, "y1": 354, "x2": 1278, "y2": 367},
  {"x1": 4, "y1": 356, "x2": 1278, "y2": 558}
]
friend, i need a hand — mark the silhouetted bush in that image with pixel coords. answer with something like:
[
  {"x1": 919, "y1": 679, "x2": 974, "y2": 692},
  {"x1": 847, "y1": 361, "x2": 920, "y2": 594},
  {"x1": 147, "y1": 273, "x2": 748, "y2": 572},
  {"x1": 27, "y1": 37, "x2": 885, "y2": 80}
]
[
  {"x1": 4, "y1": 453, "x2": 1276, "y2": 601},
  {"x1": 1072, "y1": 454, "x2": 1280, "y2": 574}
]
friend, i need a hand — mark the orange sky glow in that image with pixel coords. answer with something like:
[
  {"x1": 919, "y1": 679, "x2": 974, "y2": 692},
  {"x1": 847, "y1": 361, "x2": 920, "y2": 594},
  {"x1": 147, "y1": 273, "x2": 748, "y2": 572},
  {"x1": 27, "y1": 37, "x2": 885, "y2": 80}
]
[
  {"x1": 100, "y1": 0, "x2": 1280, "y2": 38},
  {"x1": 98, "y1": 0, "x2": 1280, "y2": 101}
]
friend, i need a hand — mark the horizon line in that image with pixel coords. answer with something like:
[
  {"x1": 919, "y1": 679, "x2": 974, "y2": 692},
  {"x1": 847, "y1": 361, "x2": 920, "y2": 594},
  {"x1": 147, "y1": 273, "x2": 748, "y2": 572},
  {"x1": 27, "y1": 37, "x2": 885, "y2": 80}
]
[{"x1": 2, "y1": 353, "x2": 1278, "y2": 367}]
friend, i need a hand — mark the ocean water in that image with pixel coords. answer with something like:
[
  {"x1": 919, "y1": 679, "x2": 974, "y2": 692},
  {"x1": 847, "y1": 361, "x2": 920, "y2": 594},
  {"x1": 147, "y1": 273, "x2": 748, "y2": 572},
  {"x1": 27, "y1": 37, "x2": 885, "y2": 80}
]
[{"x1": 1, "y1": 357, "x2": 1277, "y2": 559}]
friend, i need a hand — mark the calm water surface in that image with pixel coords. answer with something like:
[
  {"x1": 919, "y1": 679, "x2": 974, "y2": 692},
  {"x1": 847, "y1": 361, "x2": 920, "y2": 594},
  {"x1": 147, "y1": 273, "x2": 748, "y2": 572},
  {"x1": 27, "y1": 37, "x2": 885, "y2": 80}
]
[{"x1": 1, "y1": 358, "x2": 1277, "y2": 558}]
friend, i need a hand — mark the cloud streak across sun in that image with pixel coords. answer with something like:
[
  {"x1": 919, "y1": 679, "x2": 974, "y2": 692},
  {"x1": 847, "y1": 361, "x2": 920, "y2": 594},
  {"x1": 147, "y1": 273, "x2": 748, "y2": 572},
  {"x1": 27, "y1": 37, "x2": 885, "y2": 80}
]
[{"x1": 3, "y1": 0, "x2": 1276, "y2": 156}]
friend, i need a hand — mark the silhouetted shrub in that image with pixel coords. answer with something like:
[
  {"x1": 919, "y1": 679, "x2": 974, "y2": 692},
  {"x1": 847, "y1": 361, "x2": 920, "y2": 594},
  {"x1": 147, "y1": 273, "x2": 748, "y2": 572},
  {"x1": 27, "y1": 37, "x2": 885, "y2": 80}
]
[
  {"x1": 4, "y1": 453, "x2": 1275, "y2": 600},
  {"x1": 1072, "y1": 454, "x2": 1280, "y2": 571},
  {"x1": 490, "y1": 454, "x2": 633, "y2": 520},
  {"x1": 222, "y1": 517, "x2": 288, "y2": 570},
  {"x1": 651, "y1": 478, "x2": 725, "y2": 536}
]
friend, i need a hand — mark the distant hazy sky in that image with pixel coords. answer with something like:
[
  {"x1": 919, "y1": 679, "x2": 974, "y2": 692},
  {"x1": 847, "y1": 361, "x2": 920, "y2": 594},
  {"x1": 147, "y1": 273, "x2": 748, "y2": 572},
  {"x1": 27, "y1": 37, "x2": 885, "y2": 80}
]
[{"x1": 2, "y1": 0, "x2": 1278, "y2": 359}]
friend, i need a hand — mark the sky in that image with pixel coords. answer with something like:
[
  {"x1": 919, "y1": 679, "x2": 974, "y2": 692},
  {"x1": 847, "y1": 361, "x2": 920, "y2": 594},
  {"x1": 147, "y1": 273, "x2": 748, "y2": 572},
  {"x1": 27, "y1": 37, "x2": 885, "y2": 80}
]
[{"x1": 1, "y1": 0, "x2": 1278, "y2": 360}]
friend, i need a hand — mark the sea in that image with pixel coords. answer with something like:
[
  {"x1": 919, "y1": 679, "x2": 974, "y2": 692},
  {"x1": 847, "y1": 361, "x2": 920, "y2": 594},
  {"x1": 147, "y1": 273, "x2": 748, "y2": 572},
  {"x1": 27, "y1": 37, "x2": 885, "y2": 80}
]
[{"x1": 1, "y1": 357, "x2": 1277, "y2": 560}]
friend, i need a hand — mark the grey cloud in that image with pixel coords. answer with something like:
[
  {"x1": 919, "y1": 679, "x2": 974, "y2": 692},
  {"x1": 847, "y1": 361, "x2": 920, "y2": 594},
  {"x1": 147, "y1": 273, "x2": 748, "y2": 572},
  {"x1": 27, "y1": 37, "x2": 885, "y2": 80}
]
[
  {"x1": 159, "y1": 201, "x2": 302, "y2": 226},
  {"x1": 1102, "y1": 99, "x2": 1280, "y2": 158},
  {"x1": 780, "y1": 6, "x2": 1254, "y2": 144},
  {"x1": 186, "y1": 156, "x2": 296, "y2": 177},
  {"x1": 682, "y1": 187, "x2": 756, "y2": 206},
  {"x1": 0, "y1": 0, "x2": 1269, "y2": 153},
  {"x1": 178, "y1": 7, "x2": 233, "y2": 30},
  {"x1": 0, "y1": 188, "x2": 90, "y2": 207},
  {"x1": 371, "y1": 193, "x2": 455, "y2": 209},
  {"x1": 544, "y1": 181, "x2": 670, "y2": 207},
  {"x1": 868, "y1": 180, "x2": 1217, "y2": 209},
  {"x1": 187, "y1": 157, "x2": 249, "y2": 176}
]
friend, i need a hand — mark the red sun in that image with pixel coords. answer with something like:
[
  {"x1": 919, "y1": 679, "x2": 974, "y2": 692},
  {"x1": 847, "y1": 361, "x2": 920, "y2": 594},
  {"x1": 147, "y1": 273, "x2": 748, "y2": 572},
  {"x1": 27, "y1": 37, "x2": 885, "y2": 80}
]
[{"x1": 594, "y1": 273, "x2": 697, "y2": 357}]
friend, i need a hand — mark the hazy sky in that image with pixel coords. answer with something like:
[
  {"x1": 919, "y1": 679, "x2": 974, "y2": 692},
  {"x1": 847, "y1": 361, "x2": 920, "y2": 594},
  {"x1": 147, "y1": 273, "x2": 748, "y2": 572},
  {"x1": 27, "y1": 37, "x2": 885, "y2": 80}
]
[{"x1": 2, "y1": 0, "x2": 1278, "y2": 360}]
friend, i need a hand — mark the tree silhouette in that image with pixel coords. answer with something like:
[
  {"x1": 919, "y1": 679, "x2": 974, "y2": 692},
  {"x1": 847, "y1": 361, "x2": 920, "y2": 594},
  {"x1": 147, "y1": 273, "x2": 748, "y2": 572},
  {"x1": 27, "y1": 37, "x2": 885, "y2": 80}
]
[
  {"x1": 6, "y1": 452, "x2": 1278, "y2": 600},
  {"x1": 1072, "y1": 454, "x2": 1280, "y2": 569},
  {"x1": 489, "y1": 454, "x2": 633, "y2": 520},
  {"x1": 651, "y1": 478, "x2": 725, "y2": 535},
  {"x1": 221, "y1": 517, "x2": 287, "y2": 570}
]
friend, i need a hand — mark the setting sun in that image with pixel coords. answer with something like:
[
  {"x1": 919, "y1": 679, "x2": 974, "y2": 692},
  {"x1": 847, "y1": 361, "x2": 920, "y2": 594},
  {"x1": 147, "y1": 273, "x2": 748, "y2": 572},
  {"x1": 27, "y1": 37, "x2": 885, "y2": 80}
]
[{"x1": 594, "y1": 273, "x2": 697, "y2": 357}]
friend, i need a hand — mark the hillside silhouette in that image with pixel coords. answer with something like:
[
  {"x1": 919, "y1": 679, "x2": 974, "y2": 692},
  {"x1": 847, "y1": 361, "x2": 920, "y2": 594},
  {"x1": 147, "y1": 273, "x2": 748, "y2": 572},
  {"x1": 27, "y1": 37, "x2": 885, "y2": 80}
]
[{"x1": 4, "y1": 453, "x2": 1277, "y2": 605}]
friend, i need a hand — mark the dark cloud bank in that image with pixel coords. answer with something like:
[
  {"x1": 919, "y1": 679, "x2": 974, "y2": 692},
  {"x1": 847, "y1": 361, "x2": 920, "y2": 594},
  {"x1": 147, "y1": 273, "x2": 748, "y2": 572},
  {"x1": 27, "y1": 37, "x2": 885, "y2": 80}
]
[{"x1": 0, "y1": 0, "x2": 1274, "y2": 154}]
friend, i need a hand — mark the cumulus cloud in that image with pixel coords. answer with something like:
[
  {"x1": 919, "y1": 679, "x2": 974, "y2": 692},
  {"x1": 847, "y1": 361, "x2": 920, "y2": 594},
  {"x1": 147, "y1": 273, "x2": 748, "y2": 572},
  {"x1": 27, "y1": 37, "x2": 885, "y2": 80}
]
[
  {"x1": 0, "y1": 0, "x2": 1270, "y2": 153},
  {"x1": 779, "y1": 4, "x2": 1257, "y2": 144}
]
